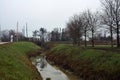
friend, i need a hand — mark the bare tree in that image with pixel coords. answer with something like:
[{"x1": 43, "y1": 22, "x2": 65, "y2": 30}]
[
  {"x1": 100, "y1": 0, "x2": 114, "y2": 47},
  {"x1": 101, "y1": 0, "x2": 120, "y2": 47},
  {"x1": 67, "y1": 14, "x2": 83, "y2": 46},
  {"x1": 33, "y1": 30, "x2": 38, "y2": 41},
  {"x1": 51, "y1": 28, "x2": 61, "y2": 41},
  {"x1": 39, "y1": 28, "x2": 47, "y2": 43},
  {"x1": 1, "y1": 30, "x2": 10, "y2": 42},
  {"x1": 87, "y1": 10, "x2": 99, "y2": 47},
  {"x1": 67, "y1": 20, "x2": 77, "y2": 45},
  {"x1": 61, "y1": 28, "x2": 70, "y2": 41},
  {"x1": 82, "y1": 11, "x2": 91, "y2": 47},
  {"x1": 112, "y1": 0, "x2": 120, "y2": 47}
]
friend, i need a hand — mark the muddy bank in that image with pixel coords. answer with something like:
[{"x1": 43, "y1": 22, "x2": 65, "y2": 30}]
[
  {"x1": 47, "y1": 54, "x2": 98, "y2": 80},
  {"x1": 27, "y1": 50, "x2": 42, "y2": 58},
  {"x1": 51, "y1": 62, "x2": 80, "y2": 80}
]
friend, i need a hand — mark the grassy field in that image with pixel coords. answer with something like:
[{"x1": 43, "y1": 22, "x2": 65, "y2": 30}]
[
  {"x1": 47, "y1": 44, "x2": 120, "y2": 80},
  {"x1": 0, "y1": 42, "x2": 42, "y2": 80}
]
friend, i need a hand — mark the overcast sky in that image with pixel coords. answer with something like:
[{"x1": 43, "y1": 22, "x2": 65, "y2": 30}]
[{"x1": 0, "y1": 0, "x2": 100, "y2": 37}]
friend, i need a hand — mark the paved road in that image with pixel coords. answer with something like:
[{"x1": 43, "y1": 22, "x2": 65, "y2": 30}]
[{"x1": 0, "y1": 42, "x2": 9, "y2": 45}]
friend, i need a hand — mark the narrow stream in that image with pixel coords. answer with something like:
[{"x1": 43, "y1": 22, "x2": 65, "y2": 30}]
[{"x1": 31, "y1": 56, "x2": 69, "y2": 80}]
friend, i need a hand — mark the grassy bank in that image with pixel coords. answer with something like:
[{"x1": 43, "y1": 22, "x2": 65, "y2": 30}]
[
  {"x1": 0, "y1": 42, "x2": 42, "y2": 80},
  {"x1": 47, "y1": 44, "x2": 120, "y2": 80}
]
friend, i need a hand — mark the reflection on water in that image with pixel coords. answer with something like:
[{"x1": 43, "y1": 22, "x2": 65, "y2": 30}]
[{"x1": 32, "y1": 56, "x2": 69, "y2": 80}]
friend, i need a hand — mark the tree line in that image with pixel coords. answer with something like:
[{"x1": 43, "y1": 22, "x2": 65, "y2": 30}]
[
  {"x1": 66, "y1": 0, "x2": 120, "y2": 47},
  {"x1": 32, "y1": 0, "x2": 120, "y2": 47},
  {"x1": 0, "y1": 29, "x2": 26, "y2": 42}
]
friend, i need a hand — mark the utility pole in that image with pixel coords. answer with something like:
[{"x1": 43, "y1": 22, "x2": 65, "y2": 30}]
[
  {"x1": 22, "y1": 26, "x2": 25, "y2": 37},
  {"x1": 26, "y1": 23, "x2": 28, "y2": 38}
]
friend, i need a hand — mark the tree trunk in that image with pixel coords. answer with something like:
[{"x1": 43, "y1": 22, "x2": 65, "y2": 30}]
[
  {"x1": 78, "y1": 40, "x2": 80, "y2": 46},
  {"x1": 110, "y1": 25, "x2": 113, "y2": 47},
  {"x1": 116, "y1": 22, "x2": 120, "y2": 47},
  {"x1": 92, "y1": 28, "x2": 94, "y2": 47},
  {"x1": 73, "y1": 38, "x2": 77, "y2": 46},
  {"x1": 85, "y1": 30, "x2": 87, "y2": 47}
]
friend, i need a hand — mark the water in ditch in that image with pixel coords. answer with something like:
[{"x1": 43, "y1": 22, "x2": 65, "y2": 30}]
[{"x1": 31, "y1": 56, "x2": 69, "y2": 80}]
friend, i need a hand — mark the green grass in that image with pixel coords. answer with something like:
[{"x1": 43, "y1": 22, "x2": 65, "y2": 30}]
[
  {"x1": 0, "y1": 42, "x2": 41, "y2": 80},
  {"x1": 49, "y1": 44, "x2": 120, "y2": 79}
]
